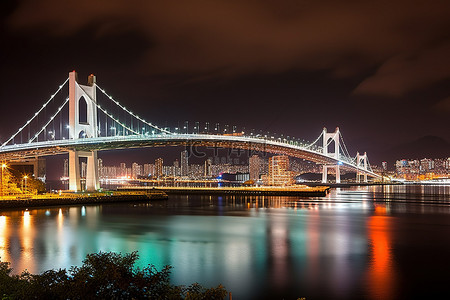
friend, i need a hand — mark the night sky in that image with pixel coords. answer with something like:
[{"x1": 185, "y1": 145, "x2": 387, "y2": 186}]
[{"x1": 1, "y1": 0, "x2": 449, "y2": 169}]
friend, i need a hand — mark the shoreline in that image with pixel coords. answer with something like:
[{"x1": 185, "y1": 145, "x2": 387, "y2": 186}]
[
  {"x1": 1, "y1": 185, "x2": 332, "y2": 210},
  {"x1": 0, "y1": 190, "x2": 168, "y2": 210},
  {"x1": 121, "y1": 186, "x2": 330, "y2": 197}
]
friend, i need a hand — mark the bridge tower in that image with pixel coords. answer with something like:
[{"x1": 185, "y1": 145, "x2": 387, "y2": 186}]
[
  {"x1": 356, "y1": 152, "x2": 368, "y2": 183},
  {"x1": 322, "y1": 127, "x2": 341, "y2": 183},
  {"x1": 68, "y1": 71, "x2": 99, "y2": 191}
]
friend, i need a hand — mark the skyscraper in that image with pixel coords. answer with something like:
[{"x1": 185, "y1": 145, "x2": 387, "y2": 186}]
[
  {"x1": 155, "y1": 158, "x2": 164, "y2": 178},
  {"x1": 144, "y1": 163, "x2": 155, "y2": 177},
  {"x1": 119, "y1": 163, "x2": 127, "y2": 177},
  {"x1": 97, "y1": 158, "x2": 103, "y2": 178},
  {"x1": 132, "y1": 162, "x2": 142, "y2": 179},
  {"x1": 204, "y1": 158, "x2": 212, "y2": 177},
  {"x1": 63, "y1": 159, "x2": 69, "y2": 178},
  {"x1": 249, "y1": 155, "x2": 261, "y2": 181},
  {"x1": 173, "y1": 159, "x2": 180, "y2": 176},
  {"x1": 180, "y1": 150, "x2": 188, "y2": 176}
]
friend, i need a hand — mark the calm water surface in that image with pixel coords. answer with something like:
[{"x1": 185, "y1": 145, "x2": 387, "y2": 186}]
[{"x1": 1, "y1": 185, "x2": 450, "y2": 299}]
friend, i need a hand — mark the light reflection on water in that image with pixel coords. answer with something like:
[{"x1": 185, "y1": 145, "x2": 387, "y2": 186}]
[{"x1": 0, "y1": 185, "x2": 449, "y2": 299}]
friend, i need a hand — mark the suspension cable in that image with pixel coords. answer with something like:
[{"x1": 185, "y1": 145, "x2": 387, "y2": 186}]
[
  {"x1": 96, "y1": 85, "x2": 172, "y2": 134},
  {"x1": 1, "y1": 77, "x2": 69, "y2": 148},
  {"x1": 29, "y1": 97, "x2": 69, "y2": 143},
  {"x1": 80, "y1": 91, "x2": 140, "y2": 135},
  {"x1": 304, "y1": 131, "x2": 324, "y2": 149}
]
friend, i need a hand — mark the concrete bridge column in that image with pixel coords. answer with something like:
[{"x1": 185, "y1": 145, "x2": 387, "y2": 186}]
[
  {"x1": 335, "y1": 165, "x2": 341, "y2": 183},
  {"x1": 322, "y1": 165, "x2": 341, "y2": 183},
  {"x1": 68, "y1": 71, "x2": 99, "y2": 191},
  {"x1": 322, "y1": 165, "x2": 328, "y2": 183},
  {"x1": 69, "y1": 150, "x2": 81, "y2": 191}
]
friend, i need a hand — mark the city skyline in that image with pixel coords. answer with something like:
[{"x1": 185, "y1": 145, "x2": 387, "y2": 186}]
[
  {"x1": 62, "y1": 149, "x2": 450, "y2": 184},
  {"x1": 1, "y1": 0, "x2": 449, "y2": 165}
]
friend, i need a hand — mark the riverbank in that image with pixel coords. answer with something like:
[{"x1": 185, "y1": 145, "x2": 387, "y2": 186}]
[
  {"x1": 121, "y1": 186, "x2": 330, "y2": 197},
  {"x1": 305, "y1": 182, "x2": 402, "y2": 188},
  {"x1": 0, "y1": 190, "x2": 168, "y2": 210}
]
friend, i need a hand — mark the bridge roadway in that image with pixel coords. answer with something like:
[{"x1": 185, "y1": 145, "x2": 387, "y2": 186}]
[{"x1": 0, "y1": 133, "x2": 381, "y2": 178}]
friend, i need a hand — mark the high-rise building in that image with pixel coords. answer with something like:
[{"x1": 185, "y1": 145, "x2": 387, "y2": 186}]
[
  {"x1": 266, "y1": 155, "x2": 294, "y2": 186},
  {"x1": 180, "y1": 150, "x2": 188, "y2": 176},
  {"x1": 119, "y1": 163, "x2": 127, "y2": 177},
  {"x1": 97, "y1": 158, "x2": 103, "y2": 178},
  {"x1": 143, "y1": 163, "x2": 155, "y2": 177},
  {"x1": 173, "y1": 159, "x2": 180, "y2": 176},
  {"x1": 155, "y1": 158, "x2": 164, "y2": 178},
  {"x1": 63, "y1": 159, "x2": 69, "y2": 178},
  {"x1": 132, "y1": 162, "x2": 142, "y2": 178},
  {"x1": 204, "y1": 158, "x2": 212, "y2": 177},
  {"x1": 249, "y1": 155, "x2": 261, "y2": 181}
]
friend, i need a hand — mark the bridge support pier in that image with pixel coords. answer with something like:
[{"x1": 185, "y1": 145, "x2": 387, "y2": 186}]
[
  {"x1": 69, "y1": 150, "x2": 99, "y2": 191},
  {"x1": 322, "y1": 165, "x2": 341, "y2": 184},
  {"x1": 68, "y1": 71, "x2": 99, "y2": 192}
]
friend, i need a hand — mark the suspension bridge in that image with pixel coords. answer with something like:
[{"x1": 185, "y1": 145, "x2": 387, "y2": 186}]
[{"x1": 0, "y1": 71, "x2": 382, "y2": 191}]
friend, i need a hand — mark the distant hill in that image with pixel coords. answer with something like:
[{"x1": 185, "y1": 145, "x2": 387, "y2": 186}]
[{"x1": 380, "y1": 136, "x2": 450, "y2": 163}]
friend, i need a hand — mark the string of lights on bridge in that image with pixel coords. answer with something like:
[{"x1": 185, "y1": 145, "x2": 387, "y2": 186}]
[{"x1": 0, "y1": 75, "x2": 374, "y2": 174}]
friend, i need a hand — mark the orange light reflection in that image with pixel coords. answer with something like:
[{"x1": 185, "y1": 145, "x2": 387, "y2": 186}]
[{"x1": 367, "y1": 207, "x2": 396, "y2": 299}]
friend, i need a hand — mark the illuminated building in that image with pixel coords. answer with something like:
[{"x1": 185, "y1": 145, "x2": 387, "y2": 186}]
[
  {"x1": 63, "y1": 159, "x2": 69, "y2": 177},
  {"x1": 144, "y1": 163, "x2": 155, "y2": 177},
  {"x1": 204, "y1": 159, "x2": 212, "y2": 177},
  {"x1": 119, "y1": 163, "x2": 126, "y2": 177},
  {"x1": 173, "y1": 159, "x2": 180, "y2": 176},
  {"x1": 266, "y1": 155, "x2": 294, "y2": 186},
  {"x1": 180, "y1": 150, "x2": 188, "y2": 176},
  {"x1": 97, "y1": 158, "x2": 103, "y2": 178},
  {"x1": 249, "y1": 155, "x2": 261, "y2": 181},
  {"x1": 132, "y1": 162, "x2": 142, "y2": 178},
  {"x1": 155, "y1": 158, "x2": 163, "y2": 178}
]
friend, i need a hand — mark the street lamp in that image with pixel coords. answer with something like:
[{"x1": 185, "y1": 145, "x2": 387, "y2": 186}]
[{"x1": 22, "y1": 175, "x2": 28, "y2": 194}]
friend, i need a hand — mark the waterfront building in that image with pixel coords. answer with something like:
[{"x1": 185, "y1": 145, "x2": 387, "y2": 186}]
[
  {"x1": 204, "y1": 158, "x2": 212, "y2": 178},
  {"x1": 155, "y1": 158, "x2": 163, "y2": 178},
  {"x1": 119, "y1": 163, "x2": 126, "y2": 177},
  {"x1": 132, "y1": 162, "x2": 142, "y2": 179},
  {"x1": 97, "y1": 158, "x2": 103, "y2": 178},
  {"x1": 173, "y1": 159, "x2": 180, "y2": 176},
  {"x1": 180, "y1": 150, "x2": 188, "y2": 176},
  {"x1": 188, "y1": 164, "x2": 204, "y2": 179},
  {"x1": 63, "y1": 159, "x2": 69, "y2": 177},
  {"x1": 266, "y1": 155, "x2": 295, "y2": 186},
  {"x1": 249, "y1": 155, "x2": 261, "y2": 181},
  {"x1": 144, "y1": 163, "x2": 155, "y2": 177}
]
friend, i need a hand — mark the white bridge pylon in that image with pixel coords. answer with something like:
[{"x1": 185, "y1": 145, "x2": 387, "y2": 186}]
[
  {"x1": 356, "y1": 152, "x2": 368, "y2": 183},
  {"x1": 322, "y1": 127, "x2": 341, "y2": 183},
  {"x1": 68, "y1": 71, "x2": 99, "y2": 191}
]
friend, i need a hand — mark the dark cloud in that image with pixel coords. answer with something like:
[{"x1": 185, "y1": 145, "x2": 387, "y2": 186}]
[
  {"x1": 354, "y1": 42, "x2": 450, "y2": 97},
  {"x1": 7, "y1": 0, "x2": 450, "y2": 96}
]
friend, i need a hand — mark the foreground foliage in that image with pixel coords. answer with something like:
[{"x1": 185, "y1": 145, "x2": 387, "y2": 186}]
[{"x1": 0, "y1": 252, "x2": 227, "y2": 299}]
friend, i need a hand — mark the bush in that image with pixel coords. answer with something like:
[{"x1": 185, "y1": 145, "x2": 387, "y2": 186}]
[{"x1": 0, "y1": 252, "x2": 227, "y2": 299}]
